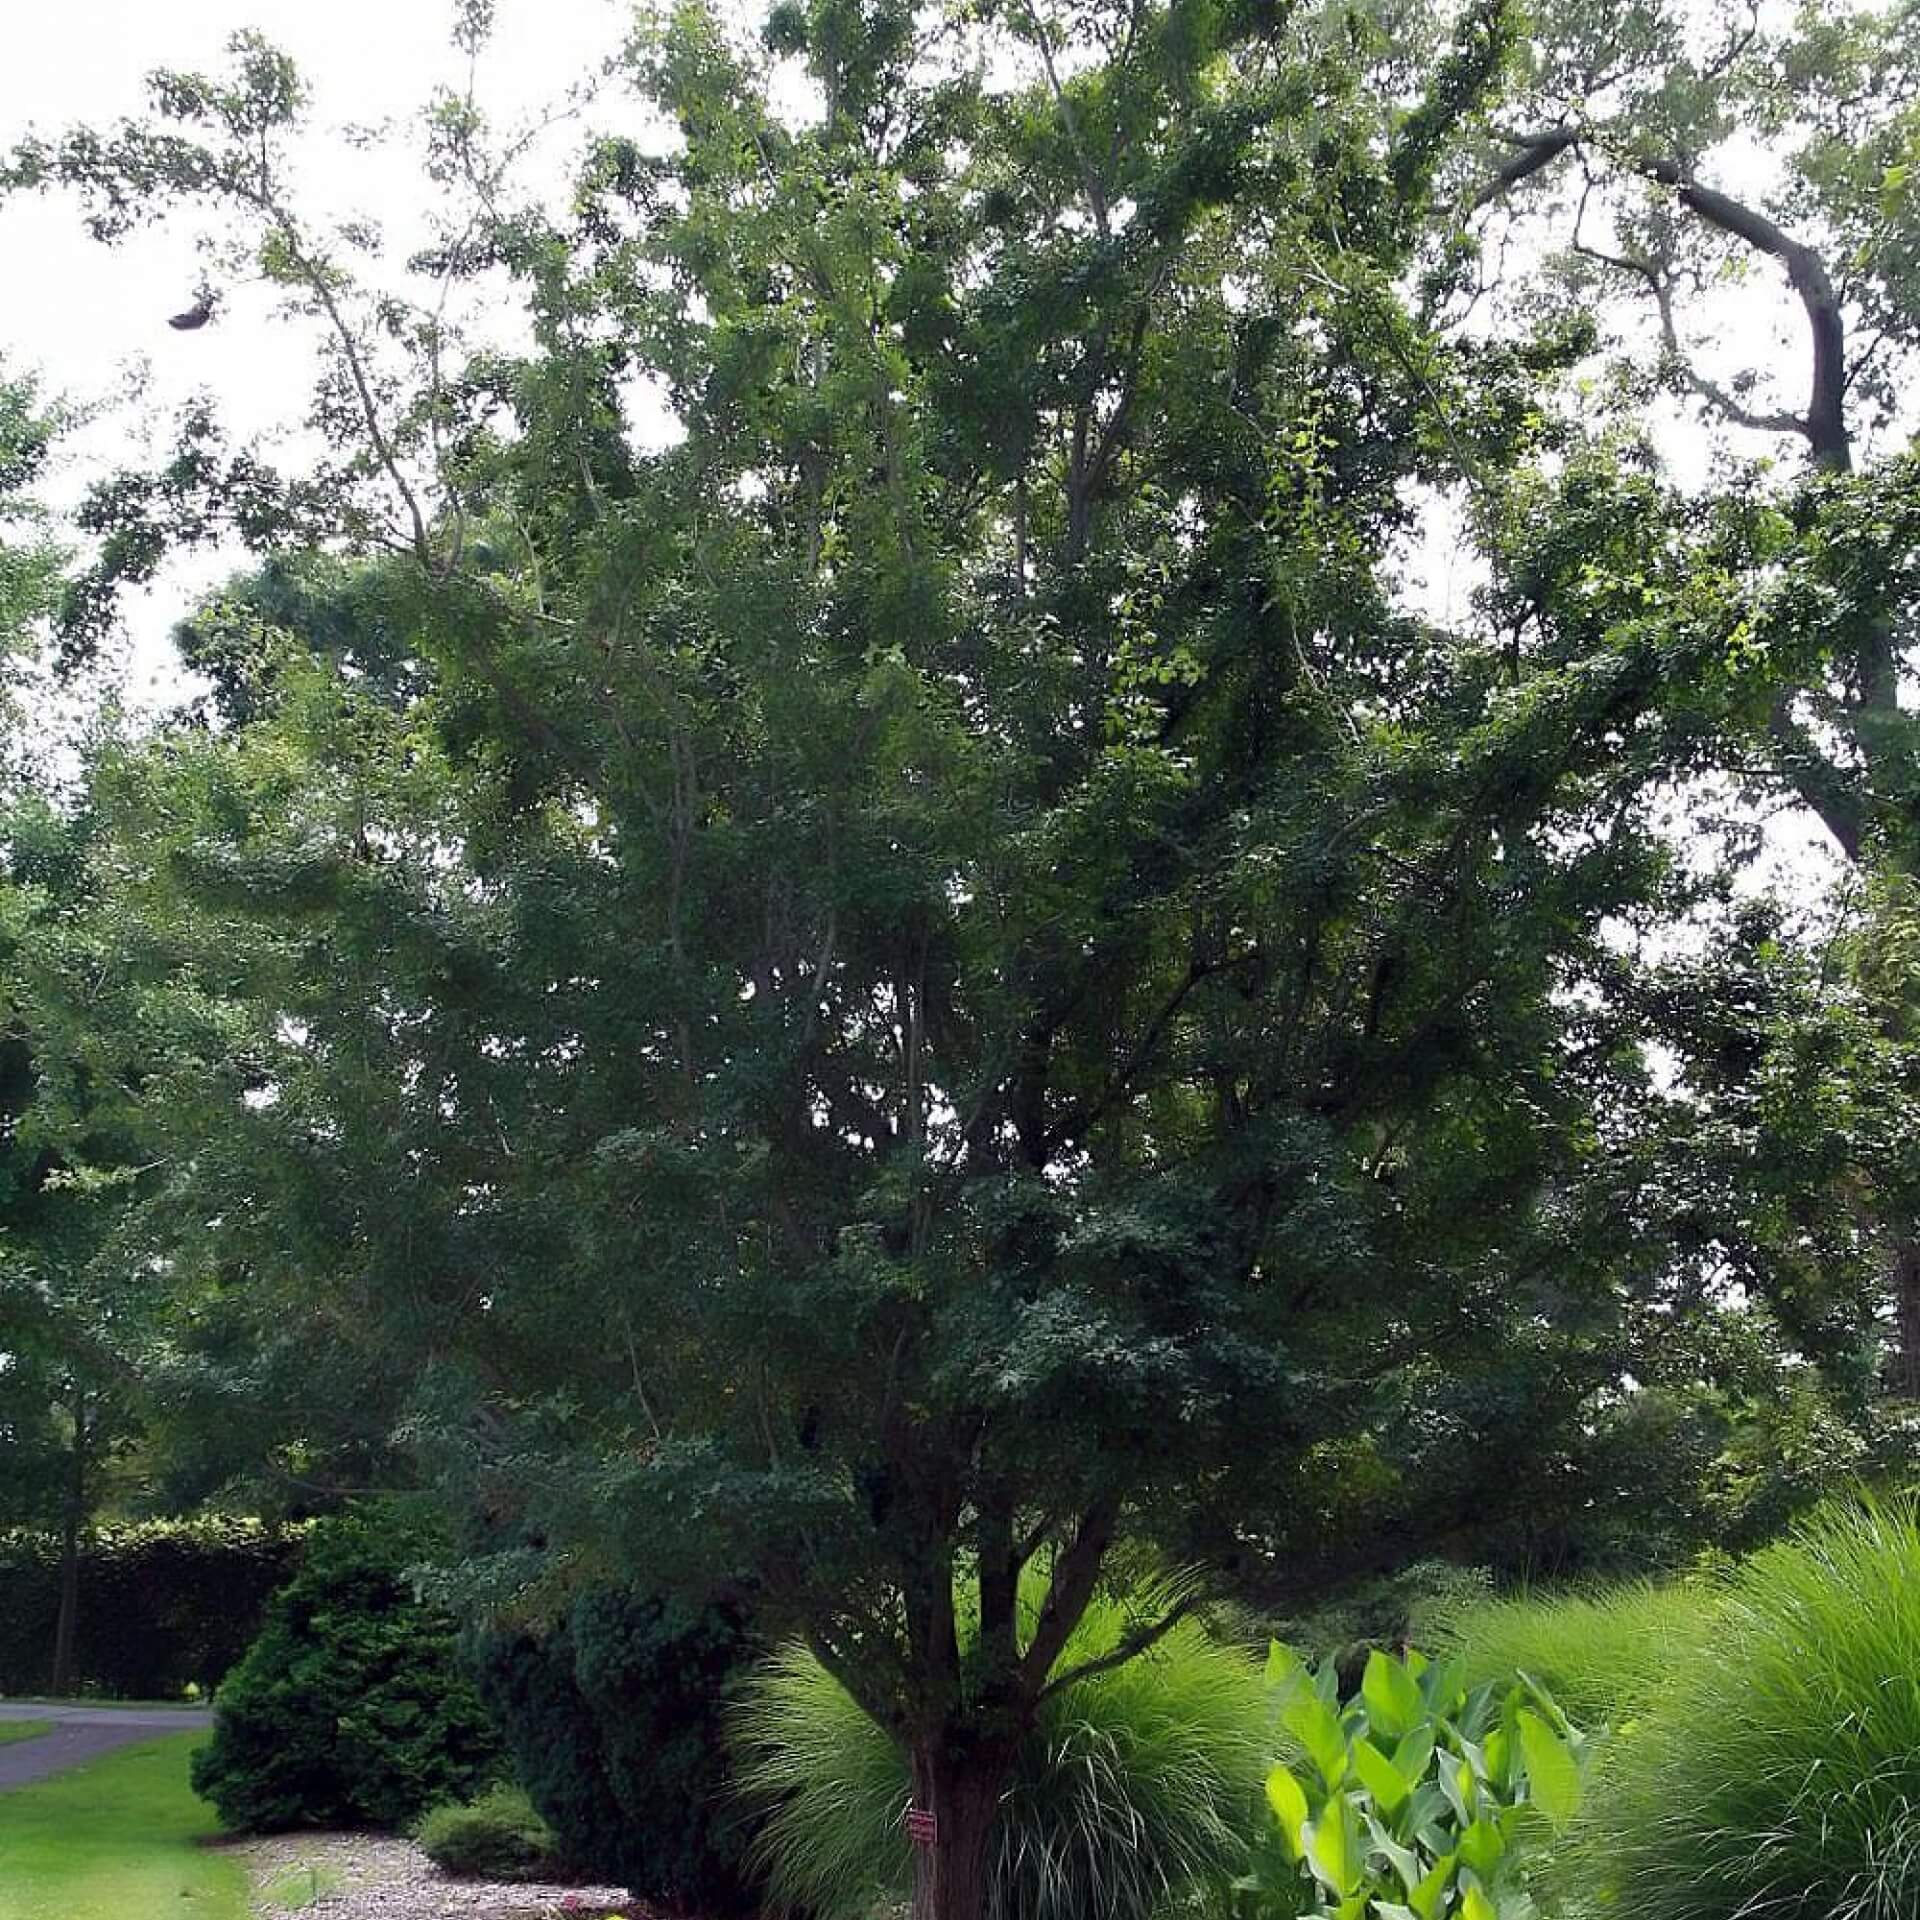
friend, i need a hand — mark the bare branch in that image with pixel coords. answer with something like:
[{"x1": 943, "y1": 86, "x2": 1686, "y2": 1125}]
[{"x1": 1035, "y1": 1592, "x2": 1202, "y2": 1703}]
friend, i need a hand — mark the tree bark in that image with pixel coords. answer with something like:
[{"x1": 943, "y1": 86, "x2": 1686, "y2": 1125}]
[
  {"x1": 49, "y1": 1392, "x2": 87, "y2": 1696},
  {"x1": 908, "y1": 1739, "x2": 1013, "y2": 1920},
  {"x1": 1889, "y1": 1239, "x2": 1920, "y2": 1399}
]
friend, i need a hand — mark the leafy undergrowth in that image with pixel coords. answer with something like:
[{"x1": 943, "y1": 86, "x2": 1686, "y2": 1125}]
[
  {"x1": 0, "y1": 1720, "x2": 52, "y2": 1747},
  {"x1": 0, "y1": 1732, "x2": 248, "y2": 1920}
]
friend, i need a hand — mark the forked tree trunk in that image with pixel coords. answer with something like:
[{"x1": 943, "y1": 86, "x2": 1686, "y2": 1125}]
[
  {"x1": 908, "y1": 1740, "x2": 1013, "y2": 1920},
  {"x1": 49, "y1": 1394, "x2": 87, "y2": 1696}
]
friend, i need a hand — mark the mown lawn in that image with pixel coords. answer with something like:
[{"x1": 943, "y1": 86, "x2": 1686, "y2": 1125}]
[
  {"x1": 0, "y1": 1721, "x2": 51, "y2": 1747},
  {"x1": 0, "y1": 1733, "x2": 248, "y2": 1920}
]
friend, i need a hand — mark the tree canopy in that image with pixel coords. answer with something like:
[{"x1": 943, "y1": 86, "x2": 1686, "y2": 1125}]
[{"x1": 2, "y1": 0, "x2": 1918, "y2": 1911}]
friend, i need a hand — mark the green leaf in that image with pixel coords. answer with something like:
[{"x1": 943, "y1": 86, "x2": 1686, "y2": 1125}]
[
  {"x1": 1303, "y1": 1789, "x2": 1362, "y2": 1897},
  {"x1": 1265, "y1": 1762, "x2": 1311, "y2": 1860},
  {"x1": 1363, "y1": 1809, "x2": 1421, "y2": 1892},
  {"x1": 1409, "y1": 1854, "x2": 1455, "y2": 1920},
  {"x1": 1351, "y1": 1735, "x2": 1411, "y2": 1814},
  {"x1": 1363, "y1": 1649, "x2": 1426, "y2": 1741},
  {"x1": 1284, "y1": 1687, "x2": 1351, "y2": 1791},
  {"x1": 1391, "y1": 1726, "x2": 1436, "y2": 1785},
  {"x1": 1516, "y1": 1707, "x2": 1582, "y2": 1827},
  {"x1": 1456, "y1": 1816, "x2": 1506, "y2": 1879},
  {"x1": 1267, "y1": 1639, "x2": 1306, "y2": 1693},
  {"x1": 1461, "y1": 1884, "x2": 1497, "y2": 1920}
]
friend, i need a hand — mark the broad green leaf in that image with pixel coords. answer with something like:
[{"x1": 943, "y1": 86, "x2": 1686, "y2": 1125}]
[
  {"x1": 1284, "y1": 1687, "x2": 1351, "y2": 1790},
  {"x1": 1516, "y1": 1707, "x2": 1582, "y2": 1827},
  {"x1": 1391, "y1": 1726, "x2": 1435, "y2": 1785},
  {"x1": 1303, "y1": 1789, "x2": 1361, "y2": 1897},
  {"x1": 1409, "y1": 1854, "x2": 1455, "y2": 1920},
  {"x1": 1436, "y1": 1755, "x2": 1477, "y2": 1827},
  {"x1": 1267, "y1": 1639, "x2": 1306, "y2": 1692},
  {"x1": 1364, "y1": 1649, "x2": 1426, "y2": 1741},
  {"x1": 1351, "y1": 1734, "x2": 1411, "y2": 1813},
  {"x1": 1266, "y1": 1762, "x2": 1311, "y2": 1860},
  {"x1": 1363, "y1": 1809, "x2": 1421, "y2": 1892},
  {"x1": 1460, "y1": 1884, "x2": 1497, "y2": 1920},
  {"x1": 1513, "y1": 1670, "x2": 1574, "y2": 1737},
  {"x1": 1456, "y1": 1816, "x2": 1506, "y2": 1880}
]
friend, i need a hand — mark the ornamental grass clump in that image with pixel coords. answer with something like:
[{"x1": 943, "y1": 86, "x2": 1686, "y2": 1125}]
[
  {"x1": 732, "y1": 1573, "x2": 1268, "y2": 1920},
  {"x1": 1423, "y1": 1576, "x2": 1717, "y2": 1726},
  {"x1": 1578, "y1": 1495, "x2": 1920, "y2": 1920}
]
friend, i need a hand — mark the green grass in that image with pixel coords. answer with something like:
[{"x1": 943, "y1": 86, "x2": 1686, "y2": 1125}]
[
  {"x1": 0, "y1": 1720, "x2": 53, "y2": 1747},
  {"x1": 1571, "y1": 1496, "x2": 1920, "y2": 1920},
  {"x1": 0, "y1": 1732, "x2": 248, "y2": 1920},
  {"x1": 1422, "y1": 1575, "x2": 1719, "y2": 1725}
]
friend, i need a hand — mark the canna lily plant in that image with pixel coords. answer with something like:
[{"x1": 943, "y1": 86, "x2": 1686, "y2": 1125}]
[{"x1": 1236, "y1": 1641, "x2": 1588, "y2": 1920}]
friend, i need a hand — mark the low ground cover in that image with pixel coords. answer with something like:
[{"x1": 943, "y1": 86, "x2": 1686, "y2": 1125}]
[
  {"x1": 0, "y1": 1731, "x2": 248, "y2": 1920},
  {"x1": 0, "y1": 1720, "x2": 51, "y2": 1747}
]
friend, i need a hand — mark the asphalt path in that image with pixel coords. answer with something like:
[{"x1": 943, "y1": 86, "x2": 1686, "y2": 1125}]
[{"x1": 0, "y1": 1700, "x2": 212, "y2": 1791}]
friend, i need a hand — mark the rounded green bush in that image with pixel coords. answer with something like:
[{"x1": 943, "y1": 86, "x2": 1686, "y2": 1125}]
[
  {"x1": 733, "y1": 1574, "x2": 1268, "y2": 1920},
  {"x1": 1579, "y1": 1496, "x2": 1920, "y2": 1920},
  {"x1": 414, "y1": 1783, "x2": 556, "y2": 1880},
  {"x1": 191, "y1": 1506, "x2": 502, "y2": 1832}
]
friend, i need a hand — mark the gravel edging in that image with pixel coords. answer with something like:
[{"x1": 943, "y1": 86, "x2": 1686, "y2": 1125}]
[{"x1": 222, "y1": 1830, "x2": 636, "y2": 1920}]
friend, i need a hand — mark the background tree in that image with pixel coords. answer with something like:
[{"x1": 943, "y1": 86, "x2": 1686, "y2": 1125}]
[{"x1": 1434, "y1": 0, "x2": 1920, "y2": 1407}]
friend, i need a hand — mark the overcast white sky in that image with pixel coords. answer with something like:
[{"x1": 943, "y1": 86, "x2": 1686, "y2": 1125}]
[{"x1": 0, "y1": 0, "x2": 632, "y2": 702}]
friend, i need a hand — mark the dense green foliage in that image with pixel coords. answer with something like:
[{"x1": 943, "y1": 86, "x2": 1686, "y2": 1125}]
[
  {"x1": 1239, "y1": 1643, "x2": 1585, "y2": 1920},
  {"x1": 0, "y1": 1520, "x2": 298, "y2": 1698},
  {"x1": 1570, "y1": 1499, "x2": 1920, "y2": 1920},
  {"x1": 0, "y1": 1734, "x2": 250, "y2": 1920},
  {"x1": 734, "y1": 1575, "x2": 1269, "y2": 1920},
  {"x1": 4, "y1": 0, "x2": 1920, "y2": 1913},
  {"x1": 189, "y1": 1510, "x2": 500, "y2": 1832},
  {"x1": 469, "y1": 1582, "x2": 759, "y2": 1911},
  {"x1": 412, "y1": 1784, "x2": 556, "y2": 1881}
]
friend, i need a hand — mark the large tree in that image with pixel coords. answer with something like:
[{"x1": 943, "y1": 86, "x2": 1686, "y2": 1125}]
[{"x1": 2, "y1": 3, "x2": 1803, "y2": 1909}]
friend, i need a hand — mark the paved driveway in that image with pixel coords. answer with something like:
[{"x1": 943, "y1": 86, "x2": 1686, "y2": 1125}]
[{"x1": 0, "y1": 1700, "x2": 213, "y2": 1790}]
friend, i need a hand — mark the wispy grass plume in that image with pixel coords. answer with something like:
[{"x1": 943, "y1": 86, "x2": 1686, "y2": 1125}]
[
  {"x1": 1573, "y1": 1495, "x2": 1920, "y2": 1920},
  {"x1": 732, "y1": 1570, "x2": 1268, "y2": 1920}
]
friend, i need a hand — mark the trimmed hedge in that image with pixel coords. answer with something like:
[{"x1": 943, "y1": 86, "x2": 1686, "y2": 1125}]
[
  {"x1": 470, "y1": 1584, "x2": 760, "y2": 1913},
  {"x1": 0, "y1": 1519, "x2": 299, "y2": 1698},
  {"x1": 192, "y1": 1507, "x2": 502, "y2": 1831}
]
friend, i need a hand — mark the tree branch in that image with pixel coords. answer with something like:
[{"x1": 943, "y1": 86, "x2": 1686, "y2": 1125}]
[{"x1": 1034, "y1": 1592, "x2": 1201, "y2": 1703}]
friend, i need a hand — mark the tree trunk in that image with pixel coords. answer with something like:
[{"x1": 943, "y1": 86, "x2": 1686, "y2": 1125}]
[
  {"x1": 908, "y1": 1739, "x2": 1013, "y2": 1920},
  {"x1": 49, "y1": 1394, "x2": 87, "y2": 1696},
  {"x1": 1890, "y1": 1239, "x2": 1920, "y2": 1399}
]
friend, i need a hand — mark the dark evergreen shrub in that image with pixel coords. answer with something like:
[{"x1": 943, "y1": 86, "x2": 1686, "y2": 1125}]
[
  {"x1": 191, "y1": 1507, "x2": 502, "y2": 1831},
  {"x1": 470, "y1": 1584, "x2": 760, "y2": 1912}
]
